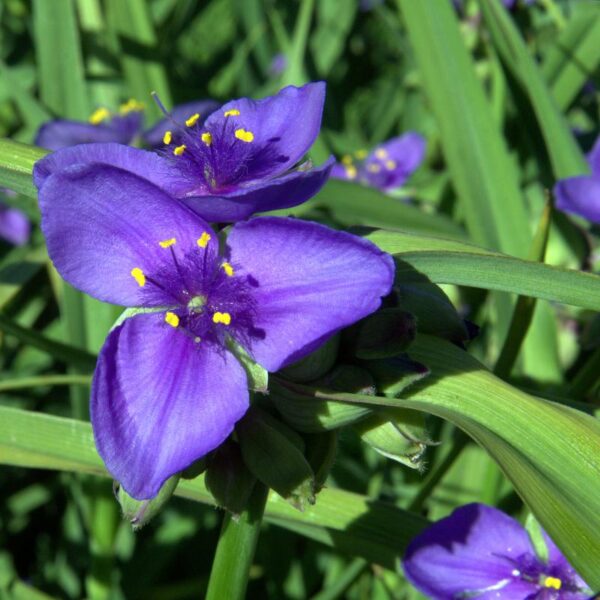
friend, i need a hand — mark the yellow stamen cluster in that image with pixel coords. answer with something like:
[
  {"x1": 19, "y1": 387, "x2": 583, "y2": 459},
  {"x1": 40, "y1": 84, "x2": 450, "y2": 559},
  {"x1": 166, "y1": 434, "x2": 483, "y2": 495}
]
[
  {"x1": 235, "y1": 129, "x2": 254, "y2": 143},
  {"x1": 354, "y1": 149, "x2": 368, "y2": 159},
  {"x1": 130, "y1": 267, "x2": 146, "y2": 287},
  {"x1": 173, "y1": 144, "x2": 186, "y2": 156},
  {"x1": 119, "y1": 98, "x2": 144, "y2": 114},
  {"x1": 197, "y1": 232, "x2": 211, "y2": 248},
  {"x1": 543, "y1": 577, "x2": 562, "y2": 590},
  {"x1": 164, "y1": 312, "x2": 180, "y2": 328},
  {"x1": 375, "y1": 148, "x2": 388, "y2": 160},
  {"x1": 163, "y1": 130, "x2": 172, "y2": 145},
  {"x1": 224, "y1": 109, "x2": 240, "y2": 117},
  {"x1": 213, "y1": 312, "x2": 231, "y2": 325},
  {"x1": 367, "y1": 164, "x2": 381, "y2": 173},
  {"x1": 89, "y1": 107, "x2": 111, "y2": 125},
  {"x1": 185, "y1": 113, "x2": 201, "y2": 127},
  {"x1": 201, "y1": 132, "x2": 212, "y2": 146},
  {"x1": 159, "y1": 238, "x2": 176, "y2": 248},
  {"x1": 341, "y1": 155, "x2": 353, "y2": 166},
  {"x1": 345, "y1": 165, "x2": 357, "y2": 179},
  {"x1": 385, "y1": 159, "x2": 397, "y2": 170},
  {"x1": 221, "y1": 262, "x2": 234, "y2": 277}
]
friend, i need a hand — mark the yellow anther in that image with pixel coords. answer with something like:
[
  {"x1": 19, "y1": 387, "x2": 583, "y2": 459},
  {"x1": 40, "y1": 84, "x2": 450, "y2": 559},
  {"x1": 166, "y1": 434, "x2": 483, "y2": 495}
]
[
  {"x1": 130, "y1": 267, "x2": 146, "y2": 287},
  {"x1": 194, "y1": 336, "x2": 201, "y2": 343},
  {"x1": 213, "y1": 312, "x2": 232, "y2": 325},
  {"x1": 159, "y1": 238, "x2": 176, "y2": 248},
  {"x1": 173, "y1": 144, "x2": 186, "y2": 156},
  {"x1": 375, "y1": 148, "x2": 388, "y2": 159},
  {"x1": 385, "y1": 159, "x2": 397, "y2": 170},
  {"x1": 235, "y1": 129, "x2": 254, "y2": 143},
  {"x1": 221, "y1": 262, "x2": 234, "y2": 277},
  {"x1": 224, "y1": 109, "x2": 240, "y2": 117},
  {"x1": 197, "y1": 232, "x2": 211, "y2": 248},
  {"x1": 341, "y1": 155, "x2": 353, "y2": 166},
  {"x1": 345, "y1": 165, "x2": 358, "y2": 179},
  {"x1": 165, "y1": 312, "x2": 180, "y2": 328},
  {"x1": 354, "y1": 149, "x2": 368, "y2": 159},
  {"x1": 201, "y1": 132, "x2": 213, "y2": 146},
  {"x1": 163, "y1": 130, "x2": 172, "y2": 145},
  {"x1": 185, "y1": 113, "x2": 201, "y2": 127},
  {"x1": 119, "y1": 98, "x2": 144, "y2": 114},
  {"x1": 89, "y1": 107, "x2": 111, "y2": 125},
  {"x1": 367, "y1": 163, "x2": 381, "y2": 173},
  {"x1": 543, "y1": 577, "x2": 562, "y2": 590}
]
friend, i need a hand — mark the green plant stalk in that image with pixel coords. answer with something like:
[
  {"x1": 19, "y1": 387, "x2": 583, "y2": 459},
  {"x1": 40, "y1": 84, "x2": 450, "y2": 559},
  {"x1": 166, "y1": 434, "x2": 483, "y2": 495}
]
[
  {"x1": 205, "y1": 482, "x2": 269, "y2": 600},
  {"x1": 281, "y1": 0, "x2": 314, "y2": 86},
  {"x1": 0, "y1": 374, "x2": 92, "y2": 391},
  {"x1": 568, "y1": 347, "x2": 600, "y2": 399},
  {"x1": 310, "y1": 558, "x2": 368, "y2": 600}
]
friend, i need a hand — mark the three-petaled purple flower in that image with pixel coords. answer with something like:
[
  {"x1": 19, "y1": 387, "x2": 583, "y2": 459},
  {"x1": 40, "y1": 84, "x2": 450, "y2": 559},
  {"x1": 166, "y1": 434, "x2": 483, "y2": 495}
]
[
  {"x1": 35, "y1": 162, "x2": 394, "y2": 499},
  {"x1": 331, "y1": 133, "x2": 426, "y2": 193},
  {"x1": 554, "y1": 135, "x2": 600, "y2": 224},
  {"x1": 403, "y1": 503, "x2": 592, "y2": 599},
  {"x1": 34, "y1": 83, "x2": 333, "y2": 223},
  {"x1": 35, "y1": 98, "x2": 219, "y2": 150}
]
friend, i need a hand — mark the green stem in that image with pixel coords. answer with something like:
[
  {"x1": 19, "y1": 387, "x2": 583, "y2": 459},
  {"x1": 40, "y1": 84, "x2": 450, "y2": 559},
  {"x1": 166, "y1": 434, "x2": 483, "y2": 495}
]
[
  {"x1": 310, "y1": 558, "x2": 367, "y2": 600},
  {"x1": 205, "y1": 482, "x2": 269, "y2": 600},
  {"x1": 568, "y1": 346, "x2": 600, "y2": 399},
  {"x1": 0, "y1": 374, "x2": 91, "y2": 392}
]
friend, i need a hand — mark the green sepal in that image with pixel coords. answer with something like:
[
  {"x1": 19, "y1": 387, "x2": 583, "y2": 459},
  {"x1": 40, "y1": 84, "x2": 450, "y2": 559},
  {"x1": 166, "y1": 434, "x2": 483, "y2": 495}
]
[
  {"x1": 354, "y1": 410, "x2": 433, "y2": 470},
  {"x1": 279, "y1": 334, "x2": 340, "y2": 382},
  {"x1": 180, "y1": 457, "x2": 209, "y2": 480},
  {"x1": 347, "y1": 308, "x2": 416, "y2": 359},
  {"x1": 525, "y1": 512, "x2": 549, "y2": 563},
  {"x1": 397, "y1": 281, "x2": 469, "y2": 343},
  {"x1": 236, "y1": 407, "x2": 315, "y2": 511},
  {"x1": 227, "y1": 339, "x2": 268, "y2": 393},
  {"x1": 271, "y1": 366, "x2": 376, "y2": 432},
  {"x1": 115, "y1": 474, "x2": 180, "y2": 530},
  {"x1": 365, "y1": 355, "x2": 430, "y2": 398},
  {"x1": 204, "y1": 440, "x2": 256, "y2": 517},
  {"x1": 303, "y1": 431, "x2": 338, "y2": 493}
]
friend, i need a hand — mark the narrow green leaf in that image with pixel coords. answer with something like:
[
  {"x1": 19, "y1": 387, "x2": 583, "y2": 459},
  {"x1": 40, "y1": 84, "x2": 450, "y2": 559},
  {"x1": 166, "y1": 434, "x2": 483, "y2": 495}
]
[
  {"x1": 0, "y1": 406, "x2": 429, "y2": 568},
  {"x1": 479, "y1": 0, "x2": 588, "y2": 178},
  {"x1": 397, "y1": 0, "x2": 531, "y2": 257},
  {"x1": 0, "y1": 139, "x2": 47, "y2": 199}
]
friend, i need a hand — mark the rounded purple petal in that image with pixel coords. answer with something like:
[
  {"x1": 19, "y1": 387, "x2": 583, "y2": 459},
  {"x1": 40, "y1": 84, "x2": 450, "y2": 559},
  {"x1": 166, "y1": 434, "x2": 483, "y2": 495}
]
[
  {"x1": 181, "y1": 157, "x2": 334, "y2": 222},
  {"x1": 554, "y1": 175, "x2": 600, "y2": 224},
  {"x1": 403, "y1": 504, "x2": 539, "y2": 600},
  {"x1": 0, "y1": 203, "x2": 30, "y2": 246},
  {"x1": 142, "y1": 99, "x2": 220, "y2": 148},
  {"x1": 33, "y1": 143, "x2": 178, "y2": 193},
  {"x1": 203, "y1": 82, "x2": 326, "y2": 179},
  {"x1": 38, "y1": 164, "x2": 214, "y2": 306},
  {"x1": 226, "y1": 217, "x2": 394, "y2": 372},
  {"x1": 92, "y1": 312, "x2": 249, "y2": 499}
]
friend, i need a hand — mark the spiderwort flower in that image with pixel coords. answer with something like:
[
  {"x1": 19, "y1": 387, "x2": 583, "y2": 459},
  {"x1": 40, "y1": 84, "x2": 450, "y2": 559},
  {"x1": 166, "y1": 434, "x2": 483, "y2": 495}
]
[
  {"x1": 35, "y1": 99, "x2": 146, "y2": 151},
  {"x1": 554, "y1": 135, "x2": 600, "y2": 224},
  {"x1": 403, "y1": 503, "x2": 592, "y2": 599},
  {"x1": 36, "y1": 163, "x2": 394, "y2": 499},
  {"x1": 0, "y1": 189, "x2": 30, "y2": 246},
  {"x1": 331, "y1": 132, "x2": 426, "y2": 193},
  {"x1": 34, "y1": 83, "x2": 333, "y2": 223}
]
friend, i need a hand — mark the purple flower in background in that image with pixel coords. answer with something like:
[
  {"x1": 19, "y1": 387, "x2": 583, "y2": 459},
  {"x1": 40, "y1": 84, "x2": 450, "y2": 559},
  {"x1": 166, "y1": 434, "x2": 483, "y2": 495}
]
[
  {"x1": 403, "y1": 503, "x2": 592, "y2": 599},
  {"x1": 268, "y1": 53, "x2": 287, "y2": 77},
  {"x1": 37, "y1": 163, "x2": 394, "y2": 499},
  {"x1": 331, "y1": 132, "x2": 426, "y2": 192},
  {"x1": 34, "y1": 83, "x2": 333, "y2": 222},
  {"x1": 0, "y1": 189, "x2": 30, "y2": 246},
  {"x1": 554, "y1": 136, "x2": 600, "y2": 224},
  {"x1": 35, "y1": 99, "x2": 146, "y2": 151}
]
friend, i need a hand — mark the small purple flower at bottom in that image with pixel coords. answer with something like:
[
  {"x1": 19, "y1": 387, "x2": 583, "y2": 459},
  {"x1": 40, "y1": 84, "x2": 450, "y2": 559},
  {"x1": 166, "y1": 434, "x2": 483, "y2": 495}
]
[
  {"x1": 34, "y1": 83, "x2": 333, "y2": 223},
  {"x1": 554, "y1": 135, "x2": 600, "y2": 224},
  {"x1": 0, "y1": 189, "x2": 30, "y2": 246},
  {"x1": 403, "y1": 503, "x2": 592, "y2": 599},
  {"x1": 331, "y1": 133, "x2": 426, "y2": 193},
  {"x1": 37, "y1": 164, "x2": 394, "y2": 500}
]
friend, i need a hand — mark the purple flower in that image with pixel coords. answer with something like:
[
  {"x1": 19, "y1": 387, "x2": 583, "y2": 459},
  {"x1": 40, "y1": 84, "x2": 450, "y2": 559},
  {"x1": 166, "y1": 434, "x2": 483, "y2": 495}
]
[
  {"x1": 37, "y1": 163, "x2": 394, "y2": 499},
  {"x1": 0, "y1": 189, "x2": 30, "y2": 246},
  {"x1": 403, "y1": 503, "x2": 591, "y2": 599},
  {"x1": 35, "y1": 99, "x2": 146, "y2": 151},
  {"x1": 269, "y1": 54, "x2": 287, "y2": 77},
  {"x1": 331, "y1": 132, "x2": 426, "y2": 192},
  {"x1": 34, "y1": 83, "x2": 333, "y2": 223},
  {"x1": 554, "y1": 136, "x2": 600, "y2": 224}
]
